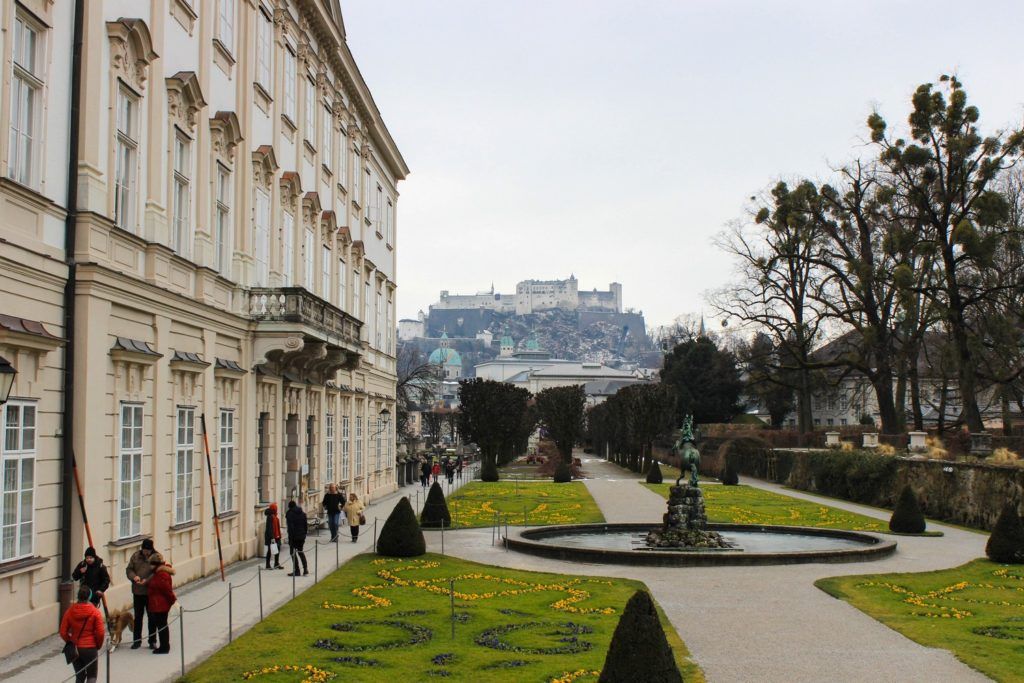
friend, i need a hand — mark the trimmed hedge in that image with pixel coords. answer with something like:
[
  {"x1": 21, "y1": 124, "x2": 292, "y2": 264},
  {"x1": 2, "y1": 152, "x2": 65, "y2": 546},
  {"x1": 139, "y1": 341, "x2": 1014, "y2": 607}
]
[
  {"x1": 721, "y1": 462, "x2": 738, "y2": 486},
  {"x1": 889, "y1": 485, "x2": 926, "y2": 533},
  {"x1": 646, "y1": 461, "x2": 664, "y2": 484},
  {"x1": 376, "y1": 497, "x2": 426, "y2": 557},
  {"x1": 599, "y1": 589, "x2": 682, "y2": 683},
  {"x1": 420, "y1": 482, "x2": 452, "y2": 529},
  {"x1": 986, "y1": 503, "x2": 1024, "y2": 564}
]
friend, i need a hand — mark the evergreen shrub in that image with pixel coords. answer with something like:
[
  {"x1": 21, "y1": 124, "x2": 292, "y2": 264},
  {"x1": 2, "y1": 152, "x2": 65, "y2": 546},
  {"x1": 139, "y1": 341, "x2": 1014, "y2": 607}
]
[
  {"x1": 721, "y1": 462, "x2": 739, "y2": 486},
  {"x1": 888, "y1": 484, "x2": 926, "y2": 533},
  {"x1": 599, "y1": 590, "x2": 682, "y2": 683},
  {"x1": 420, "y1": 482, "x2": 452, "y2": 529},
  {"x1": 646, "y1": 461, "x2": 664, "y2": 484},
  {"x1": 376, "y1": 497, "x2": 426, "y2": 557},
  {"x1": 986, "y1": 503, "x2": 1024, "y2": 564}
]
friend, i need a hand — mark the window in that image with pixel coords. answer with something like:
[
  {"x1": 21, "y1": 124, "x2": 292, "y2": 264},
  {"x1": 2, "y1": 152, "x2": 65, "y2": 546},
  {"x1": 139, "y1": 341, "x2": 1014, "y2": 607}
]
[
  {"x1": 375, "y1": 415, "x2": 382, "y2": 470},
  {"x1": 840, "y1": 419, "x2": 848, "y2": 426},
  {"x1": 256, "y1": 413, "x2": 269, "y2": 503},
  {"x1": 218, "y1": 409, "x2": 234, "y2": 511},
  {"x1": 2, "y1": 401, "x2": 36, "y2": 561},
  {"x1": 305, "y1": 416, "x2": 316, "y2": 486},
  {"x1": 826, "y1": 418, "x2": 834, "y2": 427},
  {"x1": 172, "y1": 133, "x2": 192, "y2": 257},
  {"x1": 352, "y1": 278, "x2": 360, "y2": 329},
  {"x1": 376, "y1": 289, "x2": 383, "y2": 349},
  {"x1": 215, "y1": 165, "x2": 231, "y2": 274},
  {"x1": 364, "y1": 169, "x2": 371, "y2": 211},
  {"x1": 175, "y1": 407, "x2": 195, "y2": 524},
  {"x1": 254, "y1": 188, "x2": 270, "y2": 286},
  {"x1": 341, "y1": 414, "x2": 350, "y2": 481},
  {"x1": 364, "y1": 281, "x2": 371, "y2": 342},
  {"x1": 354, "y1": 409, "x2": 363, "y2": 477},
  {"x1": 282, "y1": 211, "x2": 294, "y2": 285},
  {"x1": 339, "y1": 128, "x2": 348, "y2": 188},
  {"x1": 304, "y1": 78, "x2": 316, "y2": 144},
  {"x1": 283, "y1": 48, "x2": 296, "y2": 122},
  {"x1": 374, "y1": 182, "x2": 383, "y2": 234},
  {"x1": 256, "y1": 9, "x2": 272, "y2": 89},
  {"x1": 321, "y1": 246, "x2": 331, "y2": 300},
  {"x1": 386, "y1": 199, "x2": 394, "y2": 245},
  {"x1": 352, "y1": 149, "x2": 361, "y2": 203},
  {"x1": 9, "y1": 14, "x2": 44, "y2": 187},
  {"x1": 217, "y1": 0, "x2": 234, "y2": 53},
  {"x1": 325, "y1": 414, "x2": 334, "y2": 484},
  {"x1": 338, "y1": 257, "x2": 346, "y2": 311},
  {"x1": 304, "y1": 228, "x2": 315, "y2": 290},
  {"x1": 114, "y1": 87, "x2": 139, "y2": 232},
  {"x1": 118, "y1": 404, "x2": 143, "y2": 538},
  {"x1": 322, "y1": 105, "x2": 332, "y2": 170}
]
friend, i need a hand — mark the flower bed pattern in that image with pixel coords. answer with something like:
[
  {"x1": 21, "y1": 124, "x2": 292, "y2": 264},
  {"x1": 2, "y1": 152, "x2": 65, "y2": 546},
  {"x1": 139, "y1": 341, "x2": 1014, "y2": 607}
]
[
  {"x1": 182, "y1": 553, "x2": 702, "y2": 683},
  {"x1": 817, "y1": 559, "x2": 1024, "y2": 682},
  {"x1": 446, "y1": 481, "x2": 604, "y2": 528},
  {"x1": 644, "y1": 483, "x2": 886, "y2": 531}
]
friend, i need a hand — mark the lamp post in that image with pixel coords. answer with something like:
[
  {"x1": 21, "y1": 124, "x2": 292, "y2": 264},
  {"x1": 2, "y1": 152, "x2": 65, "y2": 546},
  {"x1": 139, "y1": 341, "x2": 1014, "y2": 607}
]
[
  {"x1": 0, "y1": 355, "x2": 16, "y2": 406},
  {"x1": 368, "y1": 407, "x2": 391, "y2": 496}
]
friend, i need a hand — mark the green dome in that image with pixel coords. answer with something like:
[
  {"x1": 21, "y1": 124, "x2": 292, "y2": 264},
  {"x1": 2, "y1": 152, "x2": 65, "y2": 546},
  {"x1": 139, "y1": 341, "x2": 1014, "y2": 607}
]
[{"x1": 429, "y1": 347, "x2": 462, "y2": 367}]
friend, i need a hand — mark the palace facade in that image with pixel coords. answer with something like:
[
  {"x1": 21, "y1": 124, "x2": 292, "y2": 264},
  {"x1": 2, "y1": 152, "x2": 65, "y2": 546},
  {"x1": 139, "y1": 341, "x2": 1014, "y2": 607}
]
[{"x1": 0, "y1": 0, "x2": 406, "y2": 655}]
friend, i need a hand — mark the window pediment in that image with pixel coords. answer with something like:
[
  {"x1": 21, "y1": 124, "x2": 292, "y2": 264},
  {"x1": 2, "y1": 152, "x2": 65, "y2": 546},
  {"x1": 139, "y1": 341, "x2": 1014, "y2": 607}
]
[
  {"x1": 302, "y1": 192, "x2": 321, "y2": 227},
  {"x1": 252, "y1": 145, "x2": 278, "y2": 190},
  {"x1": 210, "y1": 111, "x2": 243, "y2": 163},
  {"x1": 107, "y1": 18, "x2": 158, "y2": 93},
  {"x1": 166, "y1": 71, "x2": 206, "y2": 133},
  {"x1": 280, "y1": 170, "x2": 302, "y2": 208}
]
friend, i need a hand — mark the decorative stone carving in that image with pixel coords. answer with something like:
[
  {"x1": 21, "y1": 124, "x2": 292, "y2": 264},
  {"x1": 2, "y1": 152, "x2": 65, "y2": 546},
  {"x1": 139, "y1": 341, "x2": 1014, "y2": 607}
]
[
  {"x1": 166, "y1": 71, "x2": 206, "y2": 132},
  {"x1": 302, "y1": 192, "x2": 322, "y2": 229},
  {"x1": 252, "y1": 145, "x2": 278, "y2": 190},
  {"x1": 280, "y1": 171, "x2": 302, "y2": 211},
  {"x1": 107, "y1": 18, "x2": 158, "y2": 92},
  {"x1": 209, "y1": 111, "x2": 243, "y2": 163}
]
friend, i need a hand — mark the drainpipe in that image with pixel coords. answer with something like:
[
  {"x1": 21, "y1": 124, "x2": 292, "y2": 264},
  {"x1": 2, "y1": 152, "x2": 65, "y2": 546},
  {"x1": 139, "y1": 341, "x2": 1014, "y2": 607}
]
[{"x1": 58, "y1": 0, "x2": 85, "y2": 619}]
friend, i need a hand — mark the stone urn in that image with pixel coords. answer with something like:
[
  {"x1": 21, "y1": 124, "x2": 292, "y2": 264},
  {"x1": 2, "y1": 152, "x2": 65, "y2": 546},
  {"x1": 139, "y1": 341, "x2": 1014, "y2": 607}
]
[{"x1": 862, "y1": 433, "x2": 879, "y2": 449}]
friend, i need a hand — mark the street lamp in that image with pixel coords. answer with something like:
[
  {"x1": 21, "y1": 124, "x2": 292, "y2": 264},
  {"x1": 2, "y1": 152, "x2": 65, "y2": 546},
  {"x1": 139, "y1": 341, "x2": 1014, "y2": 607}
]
[
  {"x1": 0, "y1": 355, "x2": 16, "y2": 406},
  {"x1": 371, "y1": 407, "x2": 391, "y2": 437}
]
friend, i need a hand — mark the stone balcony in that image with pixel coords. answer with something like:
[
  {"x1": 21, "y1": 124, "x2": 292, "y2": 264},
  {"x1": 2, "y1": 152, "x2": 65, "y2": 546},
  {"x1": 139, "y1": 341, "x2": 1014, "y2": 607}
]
[{"x1": 249, "y1": 287, "x2": 363, "y2": 382}]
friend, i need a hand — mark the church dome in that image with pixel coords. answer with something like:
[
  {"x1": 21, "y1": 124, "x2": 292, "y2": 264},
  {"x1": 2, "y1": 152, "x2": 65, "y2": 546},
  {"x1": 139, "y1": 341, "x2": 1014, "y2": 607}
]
[{"x1": 429, "y1": 347, "x2": 462, "y2": 366}]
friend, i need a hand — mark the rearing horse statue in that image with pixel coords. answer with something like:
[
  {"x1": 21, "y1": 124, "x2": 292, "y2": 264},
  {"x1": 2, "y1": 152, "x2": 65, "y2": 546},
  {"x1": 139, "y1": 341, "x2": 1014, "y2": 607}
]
[{"x1": 673, "y1": 415, "x2": 700, "y2": 487}]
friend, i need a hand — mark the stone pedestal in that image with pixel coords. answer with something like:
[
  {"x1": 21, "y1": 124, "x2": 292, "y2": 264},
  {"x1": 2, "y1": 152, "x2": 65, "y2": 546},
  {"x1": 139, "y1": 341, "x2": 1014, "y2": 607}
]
[
  {"x1": 825, "y1": 432, "x2": 841, "y2": 448},
  {"x1": 645, "y1": 483, "x2": 730, "y2": 549},
  {"x1": 970, "y1": 432, "x2": 993, "y2": 457},
  {"x1": 908, "y1": 432, "x2": 928, "y2": 452},
  {"x1": 862, "y1": 433, "x2": 879, "y2": 449}
]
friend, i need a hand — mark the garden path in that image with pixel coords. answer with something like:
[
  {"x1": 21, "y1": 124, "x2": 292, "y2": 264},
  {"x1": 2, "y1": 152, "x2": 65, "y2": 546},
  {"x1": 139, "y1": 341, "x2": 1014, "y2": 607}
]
[
  {"x1": 437, "y1": 455, "x2": 991, "y2": 682},
  {"x1": 0, "y1": 469, "x2": 478, "y2": 683}
]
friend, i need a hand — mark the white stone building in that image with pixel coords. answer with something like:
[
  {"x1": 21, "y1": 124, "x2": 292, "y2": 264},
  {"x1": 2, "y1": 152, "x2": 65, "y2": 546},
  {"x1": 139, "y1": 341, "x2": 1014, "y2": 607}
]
[{"x1": 431, "y1": 275, "x2": 623, "y2": 315}]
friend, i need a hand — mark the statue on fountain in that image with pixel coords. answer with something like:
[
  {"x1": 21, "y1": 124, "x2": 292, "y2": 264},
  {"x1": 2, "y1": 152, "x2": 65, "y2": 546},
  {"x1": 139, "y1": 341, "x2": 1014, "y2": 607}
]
[{"x1": 645, "y1": 415, "x2": 731, "y2": 550}]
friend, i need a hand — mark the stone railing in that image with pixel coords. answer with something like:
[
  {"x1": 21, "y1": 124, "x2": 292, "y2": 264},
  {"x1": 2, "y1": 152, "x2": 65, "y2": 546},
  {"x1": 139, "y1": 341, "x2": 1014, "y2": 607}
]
[{"x1": 249, "y1": 287, "x2": 362, "y2": 347}]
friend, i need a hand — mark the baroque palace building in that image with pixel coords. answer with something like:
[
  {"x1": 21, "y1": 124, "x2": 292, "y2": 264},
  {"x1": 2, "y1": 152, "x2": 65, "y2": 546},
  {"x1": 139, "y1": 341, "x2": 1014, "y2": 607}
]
[{"x1": 0, "y1": 0, "x2": 407, "y2": 654}]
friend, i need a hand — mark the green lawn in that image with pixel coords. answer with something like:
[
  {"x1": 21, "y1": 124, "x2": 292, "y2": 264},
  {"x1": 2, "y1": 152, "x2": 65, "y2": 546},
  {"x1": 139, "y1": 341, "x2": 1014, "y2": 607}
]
[
  {"x1": 816, "y1": 559, "x2": 1024, "y2": 682},
  {"x1": 447, "y1": 481, "x2": 605, "y2": 528},
  {"x1": 181, "y1": 553, "x2": 702, "y2": 683},
  {"x1": 643, "y1": 483, "x2": 887, "y2": 532}
]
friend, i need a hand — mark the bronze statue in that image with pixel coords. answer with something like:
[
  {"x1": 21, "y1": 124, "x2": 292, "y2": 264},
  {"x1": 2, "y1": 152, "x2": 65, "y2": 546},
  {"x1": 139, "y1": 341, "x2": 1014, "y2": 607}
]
[{"x1": 673, "y1": 415, "x2": 700, "y2": 487}]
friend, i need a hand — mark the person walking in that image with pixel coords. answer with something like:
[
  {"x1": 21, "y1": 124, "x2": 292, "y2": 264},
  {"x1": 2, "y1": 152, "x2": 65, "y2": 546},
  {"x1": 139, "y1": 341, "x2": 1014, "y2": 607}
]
[
  {"x1": 125, "y1": 538, "x2": 157, "y2": 649},
  {"x1": 321, "y1": 484, "x2": 344, "y2": 542},
  {"x1": 285, "y1": 500, "x2": 309, "y2": 576},
  {"x1": 445, "y1": 459, "x2": 455, "y2": 484},
  {"x1": 71, "y1": 547, "x2": 110, "y2": 609},
  {"x1": 146, "y1": 553, "x2": 176, "y2": 654},
  {"x1": 264, "y1": 503, "x2": 284, "y2": 569},
  {"x1": 456, "y1": 457, "x2": 464, "y2": 480},
  {"x1": 343, "y1": 493, "x2": 365, "y2": 542},
  {"x1": 431, "y1": 460, "x2": 441, "y2": 484},
  {"x1": 420, "y1": 457, "x2": 431, "y2": 488},
  {"x1": 60, "y1": 585, "x2": 106, "y2": 683}
]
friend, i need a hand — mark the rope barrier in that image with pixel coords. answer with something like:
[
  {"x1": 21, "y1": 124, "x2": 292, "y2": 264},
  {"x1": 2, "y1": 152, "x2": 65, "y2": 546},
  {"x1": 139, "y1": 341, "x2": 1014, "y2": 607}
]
[
  {"x1": 231, "y1": 568, "x2": 261, "y2": 588},
  {"x1": 181, "y1": 590, "x2": 230, "y2": 613}
]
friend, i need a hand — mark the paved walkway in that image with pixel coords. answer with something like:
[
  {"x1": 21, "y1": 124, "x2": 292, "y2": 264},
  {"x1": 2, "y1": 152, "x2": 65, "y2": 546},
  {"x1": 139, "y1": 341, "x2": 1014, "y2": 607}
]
[
  {"x1": 433, "y1": 456, "x2": 990, "y2": 682},
  {"x1": 0, "y1": 468, "x2": 477, "y2": 683}
]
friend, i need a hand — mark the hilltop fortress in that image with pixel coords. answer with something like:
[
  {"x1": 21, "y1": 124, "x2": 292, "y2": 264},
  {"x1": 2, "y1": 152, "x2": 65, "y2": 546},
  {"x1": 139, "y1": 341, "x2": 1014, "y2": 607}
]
[{"x1": 432, "y1": 275, "x2": 623, "y2": 315}]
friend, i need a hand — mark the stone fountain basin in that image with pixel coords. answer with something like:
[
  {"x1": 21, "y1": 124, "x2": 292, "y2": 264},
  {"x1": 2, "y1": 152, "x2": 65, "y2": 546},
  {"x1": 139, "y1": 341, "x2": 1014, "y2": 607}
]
[{"x1": 506, "y1": 523, "x2": 897, "y2": 567}]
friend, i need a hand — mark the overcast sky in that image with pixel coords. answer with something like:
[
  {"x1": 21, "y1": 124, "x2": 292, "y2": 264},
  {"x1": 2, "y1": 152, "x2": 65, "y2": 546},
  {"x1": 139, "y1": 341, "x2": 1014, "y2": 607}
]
[{"x1": 343, "y1": 0, "x2": 1024, "y2": 329}]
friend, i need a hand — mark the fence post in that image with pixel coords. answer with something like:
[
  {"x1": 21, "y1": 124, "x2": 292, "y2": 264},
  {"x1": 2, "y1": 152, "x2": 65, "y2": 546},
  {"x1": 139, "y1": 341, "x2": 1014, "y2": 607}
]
[
  {"x1": 450, "y1": 578, "x2": 455, "y2": 639},
  {"x1": 373, "y1": 518, "x2": 378, "y2": 552},
  {"x1": 504, "y1": 516, "x2": 509, "y2": 552},
  {"x1": 292, "y1": 569, "x2": 296, "y2": 599},
  {"x1": 315, "y1": 541, "x2": 319, "y2": 582},
  {"x1": 441, "y1": 519, "x2": 445, "y2": 555},
  {"x1": 106, "y1": 642, "x2": 111, "y2": 683},
  {"x1": 258, "y1": 568, "x2": 264, "y2": 621},
  {"x1": 335, "y1": 537, "x2": 339, "y2": 568},
  {"x1": 179, "y1": 606, "x2": 185, "y2": 677},
  {"x1": 228, "y1": 582, "x2": 233, "y2": 643},
  {"x1": 491, "y1": 512, "x2": 495, "y2": 546}
]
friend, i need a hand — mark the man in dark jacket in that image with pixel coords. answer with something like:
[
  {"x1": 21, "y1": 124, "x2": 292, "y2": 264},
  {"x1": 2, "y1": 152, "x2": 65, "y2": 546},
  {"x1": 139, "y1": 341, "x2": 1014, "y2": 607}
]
[
  {"x1": 285, "y1": 500, "x2": 309, "y2": 577},
  {"x1": 125, "y1": 538, "x2": 157, "y2": 649},
  {"x1": 71, "y1": 547, "x2": 110, "y2": 608},
  {"x1": 321, "y1": 484, "x2": 344, "y2": 542}
]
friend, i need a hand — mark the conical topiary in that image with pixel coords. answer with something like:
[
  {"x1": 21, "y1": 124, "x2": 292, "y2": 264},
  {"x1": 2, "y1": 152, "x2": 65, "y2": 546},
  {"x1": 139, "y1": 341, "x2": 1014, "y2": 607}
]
[
  {"x1": 553, "y1": 458, "x2": 572, "y2": 483},
  {"x1": 599, "y1": 590, "x2": 682, "y2": 683},
  {"x1": 888, "y1": 484, "x2": 926, "y2": 533},
  {"x1": 481, "y1": 458, "x2": 499, "y2": 482},
  {"x1": 376, "y1": 497, "x2": 426, "y2": 557},
  {"x1": 986, "y1": 503, "x2": 1024, "y2": 564},
  {"x1": 646, "y1": 461, "x2": 664, "y2": 484},
  {"x1": 420, "y1": 481, "x2": 452, "y2": 529},
  {"x1": 721, "y1": 462, "x2": 739, "y2": 486}
]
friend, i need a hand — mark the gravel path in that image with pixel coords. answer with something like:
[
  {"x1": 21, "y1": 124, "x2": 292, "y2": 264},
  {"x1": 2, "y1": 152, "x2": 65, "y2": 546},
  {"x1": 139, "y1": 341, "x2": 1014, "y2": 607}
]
[{"x1": 434, "y1": 455, "x2": 990, "y2": 682}]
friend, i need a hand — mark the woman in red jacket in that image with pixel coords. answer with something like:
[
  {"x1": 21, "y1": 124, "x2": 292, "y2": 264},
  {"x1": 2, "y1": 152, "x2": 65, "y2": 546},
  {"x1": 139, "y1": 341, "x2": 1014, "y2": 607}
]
[
  {"x1": 146, "y1": 553, "x2": 177, "y2": 654},
  {"x1": 60, "y1": 585, "x2": 105, "y2": 683}
]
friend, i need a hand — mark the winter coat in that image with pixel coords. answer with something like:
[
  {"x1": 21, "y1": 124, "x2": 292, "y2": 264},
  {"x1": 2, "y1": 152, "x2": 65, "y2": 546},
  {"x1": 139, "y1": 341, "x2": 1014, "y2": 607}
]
[
  {"x1": 322, "y1": 492, "x2": 344, "y2": 515},
  {"x1": 125, "y1": 550, "x2": 155, "y2": 596},
  {"x1": 60, "y1": 602, "x2": 105, "y2": 650},
  {"x1": 147, "y1": 564, "x2": 177, "y2": 613},
  {"x1": 264, "y1": 504, "x2": 282, "y2": 544},
  {"x1": 71, "y1": 558, "x2": 111, "y2": 595},
  {"x1": 342, "y1": 499, "x2": 365, "y2": 525},
  {"x1": 420, "y1": 461, "x2": 431, "y2": 477},
  {"x1": 431, "y1": 463, "x2": 441, "y2": 476},
  {"x1": 285, "y1": 505, "x2": 308, "y2": 542}
]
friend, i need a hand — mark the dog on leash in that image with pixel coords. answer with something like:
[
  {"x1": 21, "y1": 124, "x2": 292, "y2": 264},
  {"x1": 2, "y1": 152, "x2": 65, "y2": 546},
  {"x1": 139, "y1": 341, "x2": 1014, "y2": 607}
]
[{"x1": 106, "y1": 609, "x2": 135, "y2": 651}]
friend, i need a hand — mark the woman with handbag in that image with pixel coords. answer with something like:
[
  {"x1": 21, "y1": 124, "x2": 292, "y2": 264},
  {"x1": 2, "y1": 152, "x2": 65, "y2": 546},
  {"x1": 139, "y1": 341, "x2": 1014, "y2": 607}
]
[
  {"x1": 60, "y1": 586, "x2": 105, "y2": 683},
  {"x1": 146, "y1": 553, "x2": 176, "y2": 654},
  {"x1": 342, "y1": 493, "x2": 366, "y2": 542}
]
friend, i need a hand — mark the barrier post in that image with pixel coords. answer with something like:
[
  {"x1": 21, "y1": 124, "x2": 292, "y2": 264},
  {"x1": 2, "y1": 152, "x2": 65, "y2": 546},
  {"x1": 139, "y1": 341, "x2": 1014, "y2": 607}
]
[
  {"x1": 504, "y1": 516, "x2": 509, "y2": 552},
  {"x1": 335, "y1": 537, "x2": 339, "y2": 568},
  {"x1": 314, "y1": 541, "x2": 319, "y2": 582},
  {"x1": 292, "y1": 569, "x2": 296, "y2": 599},
  {"x1": 179, "y1": 606, "x2": 185, "y2": 676},
  {"x1": 106, "y1": 642, "x2": 111, "y2": 683},
  {"x1": 258, "y1": 568, "x2": 264, "y2": 621},
  {"x1": 373, "y1": 518, "x2": 378, "y2": 552},
  {"x1": 450, "y1": 578, "x2": 456, "y2": 639},
  {"x1": 228, "y1": 583, "x2": 233, "y2": 643},
  {"x1": 441, "y1": 519, "x2": 445, "y2": 555}
]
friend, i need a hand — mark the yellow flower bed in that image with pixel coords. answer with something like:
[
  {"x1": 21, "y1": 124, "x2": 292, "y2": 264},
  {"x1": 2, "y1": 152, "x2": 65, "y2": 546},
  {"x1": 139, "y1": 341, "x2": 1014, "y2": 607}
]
[
  {"x1": 447, "y1": 481, "x2": 604, "y2": 528},
  {"x1": 242, "y1": 664, "x2": 335, "y2": 683}
]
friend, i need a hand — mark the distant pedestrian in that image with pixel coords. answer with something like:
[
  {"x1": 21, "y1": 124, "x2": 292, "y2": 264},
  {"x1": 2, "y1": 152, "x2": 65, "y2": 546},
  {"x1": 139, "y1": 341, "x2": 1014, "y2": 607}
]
[
  {"x1": 431, "y1": 460, "x2": 441, "y2": 484},
  {"x1": 445, "y1": 459, "x2": 455, "y2": 484},
  {"x1": 61, "y1": 585, "x2": 105, "y2": 683},
  {"x1": 322, "y1": 484, "x2": 345, "y2": 543},
  {"x1": 343, "y1": 493, "x2": 365, "y2": 542},
  {"x1": 146, "y1": 553, "x2": 176, "y2": 654},
  {"x1": 420, "y1": 458, "x2": 431, "y2": 488},
  {"x1": 264, "y1": 503, "x2": 284, "y2": 569},
  {"x1": 125, "y1": 538, "x2": 157, "y2": 649},
  {"x1": 285, "y1": 500, "x2": 309, "y2": 576},
  {"x1": 457, "y1": 458, "x2": 464, "y2": 480},
  {"x1": 71, "y1": 547, "x2": 110, "y2": 608}
]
